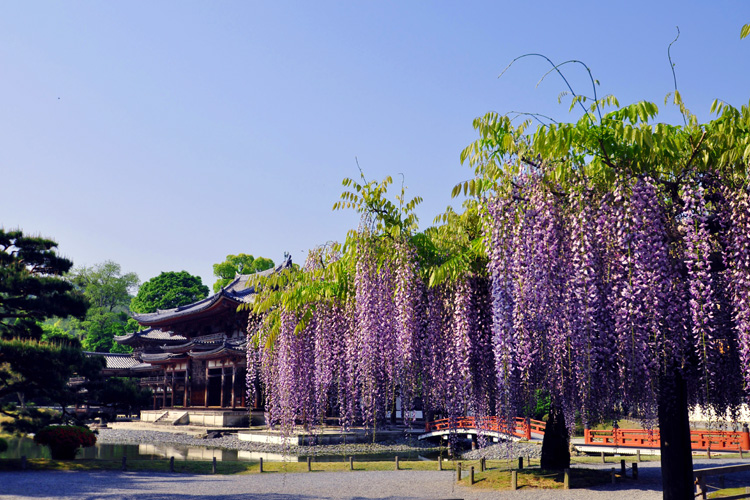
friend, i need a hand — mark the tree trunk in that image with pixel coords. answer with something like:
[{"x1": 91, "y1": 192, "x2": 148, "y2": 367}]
[
  {"x1": 540, "y1": 405, "x2": 570, "y2": 470},
  {"x1": 658, "y1": 370, "x2": 694, "y2": 500}
]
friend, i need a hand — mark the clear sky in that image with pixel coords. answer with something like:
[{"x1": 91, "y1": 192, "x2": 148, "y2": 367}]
[{"x1": 1, "y1": 1, "x2": 748, "y2": 290}]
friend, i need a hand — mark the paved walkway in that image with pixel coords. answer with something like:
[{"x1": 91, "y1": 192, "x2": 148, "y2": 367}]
[
  {"x1": 0, "y1": 465, "x2": 664, "y2": 500},
  {"x1": 3, "y1": 458, "x2": 750, "y2": 500}
]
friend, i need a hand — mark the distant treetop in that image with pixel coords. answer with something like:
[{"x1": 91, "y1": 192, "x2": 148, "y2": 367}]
[
  {"x1": 130, "y1": 271, "x2": 209, "y2": 314},
  {"x1": 212, "y1": 253, "x2": 274, "y2": 293}
]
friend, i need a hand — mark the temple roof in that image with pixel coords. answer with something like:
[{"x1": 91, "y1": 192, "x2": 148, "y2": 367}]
[
  {"x1": 114, "y1": 328, "x2": 187, "y2": 346},
  {"x1": 140, "y1": 352, "x2": 188, "y2": 364},
  {"x1": 188, "y1": 340, "x2": 247, "y2": 360},
  {"x1": 131, "y1": 256, "x2": 292, "y2": 327},
  {"x1": 85, "y1": 352, "x2": 155, "y2": 372}
]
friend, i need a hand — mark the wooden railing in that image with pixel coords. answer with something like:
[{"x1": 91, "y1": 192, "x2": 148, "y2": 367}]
[
  {"x1": 425, "y1": 416, "x2": 546, "y2": 440},
  {"x1": 585, "y1": 427, "x2": 750, "y2": 451},
  {"x1": 695, "y1": 464, "x2": 750, "y2": 499}
]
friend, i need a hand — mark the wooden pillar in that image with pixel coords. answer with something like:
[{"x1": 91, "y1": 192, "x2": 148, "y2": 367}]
[
  {"x1": 183, "y1": 368, "x2": 188, "y2": 408},
  {"x1": 169, "y1": 370, "x2": 175, "y2": 408},
  {"x1": 205, "y1": 362, "x2": 210, "y2": 408},
  {"x1": 231, "y1": 363, "x2": 237, "y2": 409},
  {"x1": 220, "y1": 364, "x2": 225, "y2": 408}
]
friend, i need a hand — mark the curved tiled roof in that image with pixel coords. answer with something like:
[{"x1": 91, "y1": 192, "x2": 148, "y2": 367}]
[
  {"x1": 84, "y1": 352, "x2": 141, "y2": 370},
  {"x1": 131, "y1": 256, "x2": 293, "y2": 325},
  {"x1": 187, "y1": 340, "x2": 248, "y2": 360},
  {"x1": 140, "y1": 352, "x2": 188, "y2": 363},
  {"x1": 114, "y1": 328, "x2": 187, "y2": 345}
]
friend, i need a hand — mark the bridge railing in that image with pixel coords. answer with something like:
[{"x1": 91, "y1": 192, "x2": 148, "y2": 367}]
[
  {"x1": 425, "y1": 416, "x2": 546, "y2": 439},
  {"x1": 585, "y1": 427, "x2": 750, "y2": 451}
]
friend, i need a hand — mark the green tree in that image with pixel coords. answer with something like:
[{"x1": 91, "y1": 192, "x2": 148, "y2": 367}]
[
  {"x1": 0, "y1": 229, "x2": 88, "y2": 340},
  {"x1": 69, "y1": 261, "x2": 139, "y2": 312},
  {"x1": 0, "y1": 228, "x2": 99, "y2": 433},
  {"x1": 212, "y1": 254, "x2": 274, "y2": 293},
  {"x1": 130, "y1": 271, "x2": 209, "y2": 314},
  {"x1": 66, "y1": 261, "x2": 140, "y2": 352}
]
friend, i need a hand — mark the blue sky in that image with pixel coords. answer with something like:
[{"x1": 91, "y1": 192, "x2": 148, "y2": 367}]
[{"x1": 1, "y1": 1, "x2": 748, "y2": 290}]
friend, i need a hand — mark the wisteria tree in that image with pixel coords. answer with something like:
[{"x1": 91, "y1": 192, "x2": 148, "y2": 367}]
[{"x1": 459, "y1": 61, "x2": 750, "y2": 495}]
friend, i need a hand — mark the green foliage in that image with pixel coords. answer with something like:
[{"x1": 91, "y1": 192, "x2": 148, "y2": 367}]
[
  {"x1": 85, "y1": 377, "x2": 151, "y2": 415},
  {"x1": 69, "y1": 261, "x2": 139, "y2": 312},
  {"x1": 0, "y1": 339, "x2": 103, "y2": 434},
  {"x1": 0, "y1": 229, "x2": 88, "y2": 340},
  {"x1": 0, "y1": 229, "x2": 99, "y2": 434},
  {"x1": 0, "y1": 437, "x2": 7, "y2": 453},
  {"x1": 741, "y1": 23, "x2": 750, "y2": 39},
  {"x1": 130, "y1": 271, "x2": 209, "y2": 314},
  {"x1": 333, "y1": 172, "x2": 423, "y2": 238},
  {"x1": 78, "y1": 309, "x2": 137, "y2": 352},
  {"x1": 460, "y1": 85, "x2": 750, "y2": 197},
  {"x1": 212, "y1": 253, "x2": 274, "y2": 293},
  {"x1": 39, "y1": 321, "x2": 78, "y2": 345}
]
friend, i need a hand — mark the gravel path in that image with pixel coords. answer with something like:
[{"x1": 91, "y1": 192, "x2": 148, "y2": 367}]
[
  {"x1": 4, "y1": 457, "x2": 750, "y2": 499},
  {"x1": 0, "y1": 466, "x2": 663, "y2": 500}
]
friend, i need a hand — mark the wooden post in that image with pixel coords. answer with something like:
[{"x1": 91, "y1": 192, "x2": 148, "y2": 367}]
[
  {"x1": 212, "y1": 456, "x2": 217, "y2": 474},
  {"x1": 205, "y1": 363, "x2": 210, "y2": 408},
  {"x1": 511, "y1": 470, "x2": 517, "y2": 490},
  {"x1": 610, "y1": 467, "x2": 615, "y2": 484},
  {"x1": 518, "y1": 456, "x2": 523, "y2": 470},
  {"x1": 456, "y1": 462, "x2": 462, "y2": 481},
  {"x1": 563, "y1": 468, "x2": 570, "y2": 489},
  {"x1": 220, "y1": 366, "x2": 225, "y2": 408},
  {"x1": 170, "y1": 456, "x2": 174, "y2": 472},
  {"x1": 349, "y1": 456, "x2": 353, "y2": 471},
  {"x1": 480, "y1": 457, "x2": 485, "y2": 472},
  {"x1": 470, "y1": 466, "x2": 474, "y2": 485},
  {"x1": 620, "y1": 459, "x2": 626, "y2": 477},
  {"x1": 20, "y1": 456, "x2": 26, "y2": 470},
  {"x1": 707, "y1": 447, "x2": 712, "y2": 459},
  {"x1": 183, "y1": 369, "x2": 188, "y2": 407},
  {"x1": 395, "y1": 455, "x2": 399, "y2": 470},
  {"x1": 122, "y1": 455, "x2": 127, "y2": 471},
  {"x1": 601, "y1": 451, "x2": 606, "y2": 463},
  {"x1": 632, "y1": 462, "x2": 638, "y2": 479},
  {"x1": 307, "y1": 456, "x2": 312, "y2": 472},
  {"x1": 636, "y1": 449, "x2": 641, "y2": 462},
  {"x1": 231, "y1": 363, "x2": 237, "y2": 409},
  {"x1": 259, "y1": 457, "x2": 263, "y2": 473},
  {"x1": 696, "y1": 476, "x2": 707, "y2": 500}
]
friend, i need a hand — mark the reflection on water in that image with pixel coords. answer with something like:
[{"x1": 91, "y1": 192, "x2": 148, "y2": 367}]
[{"x1": 1, "y1": 436, "x2": 443, "y2": 463}]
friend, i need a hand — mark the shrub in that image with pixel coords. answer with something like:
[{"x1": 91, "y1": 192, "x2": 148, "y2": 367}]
[
  {"x1": 33, "y1": 425, "x2": 96, "y2": 460},
  {"x1": 0, "y1": 437, "x2": 7, "y2": 453}
]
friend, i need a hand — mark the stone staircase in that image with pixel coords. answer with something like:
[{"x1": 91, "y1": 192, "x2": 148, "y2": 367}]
[{"x1": 154, "y1": 410, "x2": 189, "y2": 425}]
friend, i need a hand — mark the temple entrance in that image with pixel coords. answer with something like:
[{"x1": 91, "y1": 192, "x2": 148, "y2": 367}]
[{"x1": 207, "y1": 368, "x2": 222, "y2": 406}]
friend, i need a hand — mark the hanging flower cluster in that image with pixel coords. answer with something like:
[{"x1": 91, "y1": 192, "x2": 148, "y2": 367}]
[
  {"x1": 247, "y1": 164, "x2": 750, "y2": 437},
  {"x1": 483, "y1": 170, "x2": 749, "y2": 426}
]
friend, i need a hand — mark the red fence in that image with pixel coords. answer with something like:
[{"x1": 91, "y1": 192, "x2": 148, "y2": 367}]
[
  {"x1": 585, "y1": 428, "x2": 750, "y2": 451},
  {"x1": 425, "y1": 416, "x2": 546, "y2": 440}
]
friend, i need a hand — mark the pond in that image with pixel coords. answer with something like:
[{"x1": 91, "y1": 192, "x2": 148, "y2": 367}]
[{"x1": 0, "y1": 436, "x2": 445, "y2": 463}]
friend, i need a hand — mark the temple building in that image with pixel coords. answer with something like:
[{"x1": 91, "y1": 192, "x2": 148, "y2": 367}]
[{"x1": 114, "y1": 257, "x2": 290, "y2": 426}]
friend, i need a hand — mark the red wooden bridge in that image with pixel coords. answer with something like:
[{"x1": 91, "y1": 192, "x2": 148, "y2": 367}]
[
  {"x1": 421, "y1": 416, "x2": 546, "y2": 441},
  {"x1": 584, "y1": 427, "x2": 750, "y2": 452},
  {"x1": 421, "y1": 417, "x2": 750, "y2": 452}
]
